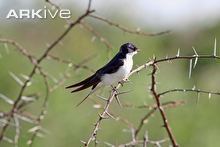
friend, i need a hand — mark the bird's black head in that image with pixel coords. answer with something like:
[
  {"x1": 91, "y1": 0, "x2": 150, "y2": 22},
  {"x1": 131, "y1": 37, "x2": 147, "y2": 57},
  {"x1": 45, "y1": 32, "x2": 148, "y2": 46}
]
[{"x1": 120, "y1": 43, "x2": 139, "y2": 55}]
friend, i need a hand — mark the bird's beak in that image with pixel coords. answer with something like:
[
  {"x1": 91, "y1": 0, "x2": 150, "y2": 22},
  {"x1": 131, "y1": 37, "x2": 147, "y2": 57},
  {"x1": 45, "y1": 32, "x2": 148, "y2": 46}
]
[{"x1": 137, "y1": 48, "x2": 141, "y2": 52}]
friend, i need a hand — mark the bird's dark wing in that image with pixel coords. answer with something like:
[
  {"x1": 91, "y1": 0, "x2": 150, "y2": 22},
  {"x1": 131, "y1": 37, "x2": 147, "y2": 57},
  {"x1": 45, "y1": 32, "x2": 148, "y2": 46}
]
[
  {"x1": 100, "y1": 53, "x2": 125, "y2": 74},
  {"x1": 70, "y1": 74, "x2": 101, "y2": 93},
  {"x1": 66, "y1": 72, "x2": 101, "y2": 93},
  {"x1": 66, "y1": 74, "x2": 96, "y2": 89}
]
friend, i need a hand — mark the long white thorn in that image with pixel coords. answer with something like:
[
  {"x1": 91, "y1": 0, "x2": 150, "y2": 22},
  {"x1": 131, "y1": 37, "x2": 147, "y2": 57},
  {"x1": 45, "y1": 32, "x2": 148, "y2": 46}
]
[
  {"x1": 189, "y1": 59, "x2": 193, "y2": 79},
  {"x1": 214, "y1": 38, "x2": 217, "y2": 56}
]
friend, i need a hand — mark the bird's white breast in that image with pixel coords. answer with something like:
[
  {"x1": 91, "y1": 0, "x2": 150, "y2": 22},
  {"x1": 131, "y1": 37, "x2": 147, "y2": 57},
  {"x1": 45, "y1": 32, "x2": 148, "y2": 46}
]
[{"x1": 101, "y1": 53, "x2": 134, "y2": 86}]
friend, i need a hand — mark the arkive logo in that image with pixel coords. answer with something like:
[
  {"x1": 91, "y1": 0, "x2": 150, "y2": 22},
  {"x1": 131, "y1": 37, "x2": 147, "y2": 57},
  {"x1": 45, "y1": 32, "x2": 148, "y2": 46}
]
[{"x1": 6, "y1": 6, "x2": 71, "y2": 19}]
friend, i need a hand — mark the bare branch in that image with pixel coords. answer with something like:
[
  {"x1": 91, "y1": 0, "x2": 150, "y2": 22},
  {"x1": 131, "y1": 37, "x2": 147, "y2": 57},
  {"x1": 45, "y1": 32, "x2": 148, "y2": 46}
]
[
  {"x1": 150, "y1": 63, "x2": 178, "y2": 147},
  {"x1": 159, "y1": 88, "x2": 220, "y2": 97},
  {"x1": 45, "y1": 0, "x2": 60, "y2": 10},
  {"x1": 0, "y1": 0, "x2": 95, "y2": 142},
  {"x1": 80, "y1": 21, "x2": 113, "y2": 50},
  {"x1": 0, "y1": 38, "x2": 37, "y2": 66},
  {"x1": 47, "y1": 54, "x2": 95, "y2": 73},
  {"x1": 89, "y1": 14, "x2": 170, "y2": 36},
  {"x1": 84, "y1": 87, "x2": 119, "y2": 146},
  {"x1": 134, "y1": 100, "x2": 185, "y2": 138}
]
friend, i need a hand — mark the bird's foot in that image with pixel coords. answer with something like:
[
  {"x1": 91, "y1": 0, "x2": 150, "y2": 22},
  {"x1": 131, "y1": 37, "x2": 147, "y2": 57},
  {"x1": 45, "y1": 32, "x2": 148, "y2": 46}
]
[
  {"x1": 111, "y1": 85, "x2": 117, "y2": 92},
  {"x1": 118, "y1": 78, "x2": 129, "y2": 86},
  {"x1": 110, "y1": 85, "x2": 122, "y2": 107}
]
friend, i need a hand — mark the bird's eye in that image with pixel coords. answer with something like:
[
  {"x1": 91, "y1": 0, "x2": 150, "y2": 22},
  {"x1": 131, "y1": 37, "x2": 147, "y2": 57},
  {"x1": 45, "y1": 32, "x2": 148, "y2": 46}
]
[
  {"x1": 127, "y1": 47, "x2": 133, "y2": 53},
  {"x1": 129, "y1": 47, "x2": 135, "y2": 50}
]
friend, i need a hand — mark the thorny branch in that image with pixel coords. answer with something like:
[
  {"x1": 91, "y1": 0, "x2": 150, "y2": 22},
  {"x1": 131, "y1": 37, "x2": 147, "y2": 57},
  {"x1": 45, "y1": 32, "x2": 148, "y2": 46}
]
[
  {"x1": 134, "y1": 100, "x2": 185, "y2": 139},
  {"x1": 80, "y1": 21, "x2": 113, "y2": 50},
  {"x1": 0, "y1": 0, "x2": 220, "y2": 147},
  {"x1": 118, "y1": 138, "x2": 169, "y2": 147},
  {"x1": 150, "y1": 63, "x2": 178, "y2": 147},
  {"x1": 83, "y1": 87, "x2": 119, "y2": 147},
  {"x1": 158, "y1": 88, "x2": 220, "y2": 97},
  {"x1": 47, "y1": 54, "x2": 95, "y2": 73},
  {"x1": 89, "y1": 14, "x2": 171, "y2": 36},
  {"x1": 45, "y1": 0, "x2": 60, "y2": 10},
  {"x1": 84, "y1": 47, "x2": 220, "y2": 146},
  {"x1": 0, "y1": 39, "x2": 37, "y2": 66},
  {"x1": 0, "y1": 0, "x2": 94, "y2": 145}
]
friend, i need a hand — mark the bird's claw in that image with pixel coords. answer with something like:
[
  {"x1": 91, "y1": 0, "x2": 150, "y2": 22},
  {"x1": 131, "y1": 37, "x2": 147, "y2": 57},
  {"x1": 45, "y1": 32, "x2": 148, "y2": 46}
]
[
  {"x1": 111, "y1": 85, "x2": 117, "y2": 92},
  {"x1": 118, "y1": 78, "x2": 129, "y2": 86},
  {"x1": 110, "y1": 86, "x2": 122, "y2": 107}
]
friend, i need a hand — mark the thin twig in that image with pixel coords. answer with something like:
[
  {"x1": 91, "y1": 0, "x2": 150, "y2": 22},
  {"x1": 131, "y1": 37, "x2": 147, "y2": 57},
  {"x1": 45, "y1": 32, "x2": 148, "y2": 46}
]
[
  {"x1": 45, "y1": 0, "x2": 60, "y2": 10},
  {"x1": 47, "y1": 54, "x2": 95, "y2": 72},
  {"x1": 134, "y1": 100, "x2": 185, "y2": 138},
  {"x1": 80, "y1": 21, "x2": 113, "y2": 50},
  {"x1": 0, "y1": 38, "x2": 37, "y2": 66},
  {"x1": 159, "y1": 88, "x2": 220, "y2": 97},
  {"x1": 27, "y1": 70, "x2": 49, "y2": 147},
  {"x1": 89, "y1": 14, "x2": 170, "y2": 36}
]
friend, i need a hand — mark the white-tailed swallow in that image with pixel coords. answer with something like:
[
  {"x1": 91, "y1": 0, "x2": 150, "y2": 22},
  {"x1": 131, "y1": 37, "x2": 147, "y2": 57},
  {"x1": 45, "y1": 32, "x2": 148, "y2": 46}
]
[{"x1": 66, "y1": 43, "x2": 139, "y2": 106}]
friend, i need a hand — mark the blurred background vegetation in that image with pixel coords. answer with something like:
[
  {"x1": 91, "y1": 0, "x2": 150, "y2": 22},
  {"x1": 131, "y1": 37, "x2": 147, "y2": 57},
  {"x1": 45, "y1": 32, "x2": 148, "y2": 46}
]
[{"x1": 0, "y1": 0, "x2": 220, "y2": 147}]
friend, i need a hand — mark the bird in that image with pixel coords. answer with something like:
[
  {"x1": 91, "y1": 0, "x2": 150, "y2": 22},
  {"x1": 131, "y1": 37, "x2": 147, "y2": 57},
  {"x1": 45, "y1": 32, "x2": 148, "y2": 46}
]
[{"x1": 66, "y1": 43, "x2": 139, "y2": 106}]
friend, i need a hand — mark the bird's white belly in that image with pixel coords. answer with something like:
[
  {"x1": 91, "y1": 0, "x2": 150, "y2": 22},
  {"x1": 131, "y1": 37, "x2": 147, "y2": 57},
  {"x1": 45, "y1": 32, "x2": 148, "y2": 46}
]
[{"x1": 101, "y1": 55, "x2": 133, "y2": 86}]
